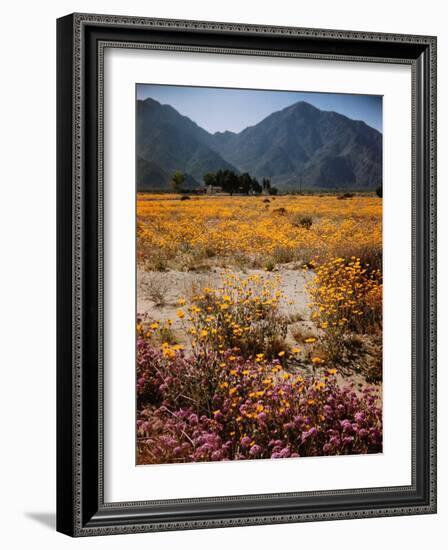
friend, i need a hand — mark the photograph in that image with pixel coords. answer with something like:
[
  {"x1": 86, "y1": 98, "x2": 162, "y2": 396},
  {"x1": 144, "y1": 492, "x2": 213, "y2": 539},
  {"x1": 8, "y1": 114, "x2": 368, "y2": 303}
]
[
  {"x1": 135, "y1": 84, "x2": 384, "y2": 465},
  {"x1": 54, "y1": 9, "x2": 437, "y2": 538}
]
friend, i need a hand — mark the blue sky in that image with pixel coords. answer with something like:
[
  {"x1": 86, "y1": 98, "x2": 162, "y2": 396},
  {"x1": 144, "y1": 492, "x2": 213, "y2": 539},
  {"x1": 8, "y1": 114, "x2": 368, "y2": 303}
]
[{"x1": 136, "y1": 84, "x2": 383, "y2": 134}]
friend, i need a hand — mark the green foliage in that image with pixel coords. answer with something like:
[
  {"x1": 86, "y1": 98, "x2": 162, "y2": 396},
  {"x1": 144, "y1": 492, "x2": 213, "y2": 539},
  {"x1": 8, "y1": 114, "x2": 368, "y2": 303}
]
[
  {"x1": 262, "y1": 177, "x2": 271, "y2": 192},
  {"x1": 171, "y1": 171, "x2": 185, "y2": 193},
  {"x1": 204, "y1": 169, "x2": 262, "y2": 195},
  {"x1": 203, "y1": 172, "x2": 216, "y2": 187}
]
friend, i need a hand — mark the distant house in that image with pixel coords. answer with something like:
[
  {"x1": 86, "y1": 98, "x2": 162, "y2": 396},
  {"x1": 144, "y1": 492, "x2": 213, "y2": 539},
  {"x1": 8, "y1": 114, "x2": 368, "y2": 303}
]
[{"x1": 206, "y1": 184, "x2": 223, "y2": 195}]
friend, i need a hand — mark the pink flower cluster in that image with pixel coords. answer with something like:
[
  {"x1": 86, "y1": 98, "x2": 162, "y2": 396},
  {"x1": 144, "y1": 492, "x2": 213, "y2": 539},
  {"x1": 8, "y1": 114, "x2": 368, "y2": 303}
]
[{"x1": 137, "y1": 336, "x2": 382, "y2": 464}]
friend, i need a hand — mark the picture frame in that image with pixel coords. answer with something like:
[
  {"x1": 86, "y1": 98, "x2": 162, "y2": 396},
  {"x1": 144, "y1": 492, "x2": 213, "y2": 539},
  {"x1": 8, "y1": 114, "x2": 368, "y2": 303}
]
[{"x1": 56, "y1": 12, "x2": 437, "y2": 536}]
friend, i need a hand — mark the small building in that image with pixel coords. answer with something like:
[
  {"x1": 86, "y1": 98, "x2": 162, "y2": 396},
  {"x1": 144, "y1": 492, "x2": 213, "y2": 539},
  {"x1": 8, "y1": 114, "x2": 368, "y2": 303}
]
[{"x1": 206, "y1": 184, "x2": 223, "y2": 195}]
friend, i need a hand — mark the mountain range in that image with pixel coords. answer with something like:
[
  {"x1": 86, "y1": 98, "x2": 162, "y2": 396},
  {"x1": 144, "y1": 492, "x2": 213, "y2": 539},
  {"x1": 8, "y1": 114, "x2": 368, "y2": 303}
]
[{"x1": 136, "y1": 97, "x2": 382, "y2": 191}]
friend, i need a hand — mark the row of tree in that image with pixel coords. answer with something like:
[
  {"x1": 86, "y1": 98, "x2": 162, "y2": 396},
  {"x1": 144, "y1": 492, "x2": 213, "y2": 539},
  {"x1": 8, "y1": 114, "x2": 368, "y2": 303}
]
[
  {"x1": 170, "y1": 169, "x2": 278, "y2": 195},
  {"x1": 203, "y1": 170, "x2": 261, "y2": 195}
]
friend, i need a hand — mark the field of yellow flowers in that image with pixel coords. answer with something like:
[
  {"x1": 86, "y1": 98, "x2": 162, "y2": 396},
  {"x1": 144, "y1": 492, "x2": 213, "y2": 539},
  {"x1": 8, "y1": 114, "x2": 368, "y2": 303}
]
[
  {"x1": 136, "y1": 193, "x2": 383, "y2": 464},
  {"x1": 137, "y1": 193, "x2": 382, "y2": 270}
]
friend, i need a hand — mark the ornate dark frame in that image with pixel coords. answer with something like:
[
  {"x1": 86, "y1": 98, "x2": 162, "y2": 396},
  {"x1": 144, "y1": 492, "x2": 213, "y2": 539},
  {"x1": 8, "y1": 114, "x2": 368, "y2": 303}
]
[{"x1": 56, "y1": 13, "x2": 437, "y2": 537}]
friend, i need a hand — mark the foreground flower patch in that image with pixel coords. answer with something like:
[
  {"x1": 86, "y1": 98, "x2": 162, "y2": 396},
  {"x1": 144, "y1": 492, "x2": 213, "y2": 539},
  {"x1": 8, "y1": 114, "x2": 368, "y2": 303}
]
[{"x1": 137, "y1": 336, "x2": 382, "y2": 464}]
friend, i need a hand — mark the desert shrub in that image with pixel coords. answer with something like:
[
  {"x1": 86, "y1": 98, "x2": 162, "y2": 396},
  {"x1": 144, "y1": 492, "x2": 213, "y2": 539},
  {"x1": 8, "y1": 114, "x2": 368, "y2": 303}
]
[
  {"x1": 185, "y1": 261, "x2": 212, "y2": 273},
  {"x1": 178, "y1": 273, "x2": 289, "y2": 360},
  {"x1": 141, "y1": 251, "x2": 170, "y2": 272},
  {"x1": 337, "y1": 192, "x2": 355, "y2": 200},
  {"x1": 308, "y1": 257, "x2": 382, "y2": 333},
  {"x1": 203, "y1": 246, "x2": 217, "y2": 258},
  {"x1": 272, "y1": 207, "x2": 287, "y2": 215},
  {"x1": 180, "y1": 195, "x2": 191, "y2": 201},
  {"x1": 338, "y1": 245, "x2": 382, "y2": 273},
  {"x1": 287, "y1": 311, "x2": 305, "y2": 324},
  {"x1": 365, "y1": 349, "x2": 383, "y2": 383},
  {"x1": 290, "y1": 325, "x2": 318, "y2": 344},
  {"x1": 158, "y1": 325, "x2": 178, "y2": 345},
  {"x1": 292, "y1": 214, "x2": 313, "y2": 230},
  {"x1": 173, "y1": 249, "x2": 212, "y2": 272},
  {"x1": 137, "y1": 316, "x2": 178, "y2": 346},
  {"x1": 137, "y1": 340, "x2": 382, "y2": 463},
  {"x1": 359, "y1": 247, "x2": 383, "y2": 272},
  {"x1": 307, "y1": 257, "x2": 382, "y2": 361},
  {"x1": 376, "y1": 186, "x2": 383, "y2": 198},
  {"x1": 270, "y1": 246, "x2": 296, "y2": 265},
  {"x1": 136, "y1": 336, "x2": 221, "y2": 413},
  {"x1": 140, "y1": 272, "x2": 168, "y2": 306}
]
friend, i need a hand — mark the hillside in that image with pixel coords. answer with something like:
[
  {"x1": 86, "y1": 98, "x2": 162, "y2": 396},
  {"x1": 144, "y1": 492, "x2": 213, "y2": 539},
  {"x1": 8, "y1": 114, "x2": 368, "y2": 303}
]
[{"x1": 136, "y1": 97, "x2": 382, "y2": 191}]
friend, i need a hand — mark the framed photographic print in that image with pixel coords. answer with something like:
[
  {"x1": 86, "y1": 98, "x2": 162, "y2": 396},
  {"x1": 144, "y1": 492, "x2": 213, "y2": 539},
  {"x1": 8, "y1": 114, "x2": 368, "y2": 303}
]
[{"x1": 56, "y1": 13, "x2": 437, "y2": 536}]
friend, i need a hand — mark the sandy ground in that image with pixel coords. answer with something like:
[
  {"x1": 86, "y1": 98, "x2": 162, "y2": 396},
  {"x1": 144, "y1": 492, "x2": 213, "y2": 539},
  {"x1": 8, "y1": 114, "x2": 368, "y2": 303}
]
[
  {"x1": 137, "y1": 266, "x2": 381, "y2": 394},
  {"x1": 137, "y1": 266, "x2": 314, "y2": 344}
]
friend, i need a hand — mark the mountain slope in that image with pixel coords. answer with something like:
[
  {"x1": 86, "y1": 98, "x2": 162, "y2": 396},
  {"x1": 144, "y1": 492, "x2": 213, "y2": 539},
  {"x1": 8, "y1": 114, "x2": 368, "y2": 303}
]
[
  {"x1": 136, "y1": 98, "x2": 382, "y2": 190},
  {"x1": 136, "y1": 98, "x2": 237, "y2": 189},
  {"x1": 208, "y1": 101, "x2": 382, "y2": 189}
]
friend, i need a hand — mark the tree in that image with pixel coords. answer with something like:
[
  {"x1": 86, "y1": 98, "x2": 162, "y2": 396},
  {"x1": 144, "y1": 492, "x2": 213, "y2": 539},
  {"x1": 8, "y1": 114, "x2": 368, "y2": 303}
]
[
  {"x1": 214, "y1": 169, "x2": 226, "y2": 191},
  {"x1": 171, "y1": 171, "x2": 185, "y2": 193},
  {"x1": 236, "y1": 173, "x2": 262, "y2": 195},
  {"x1": 239, "y1": 172, "x2": 253, "y2": 195},
  {"x1": 268, "y1": 186, "x2": 278, "y2": 196},
  {"x1": 202, "y1": 170, "x2": 262, "y2": 196},
  {"x1": 216, "y1": 169, "x2": 239, "y2": 195},
  {"x1": 376, "y1": 185, "x2": 383, "y2": 198},
  {"x1": 203, "y1": 172, "x2": 216, "y2": 188},
  {"x1": 251, "y1": 177, "x2": 262, "y2": 195},
  {"x1": 262, "y1": 177, "x2": 272, "y2": 194}
]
